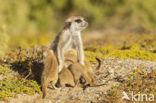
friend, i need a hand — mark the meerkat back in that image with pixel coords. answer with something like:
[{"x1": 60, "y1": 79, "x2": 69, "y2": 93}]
[
  {"x1": 42, "y1": 50, "x2": 58, "y2": 80},
  {"x1": 68, "y1": 62, "x2": 96, "y2": 87},
  {"x1": 41, "y1": 49, "x2": 58, "y2": 98}
]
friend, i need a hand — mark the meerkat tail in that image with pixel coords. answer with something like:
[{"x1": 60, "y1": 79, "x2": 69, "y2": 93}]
[{"x1": 94, "y1": 58, "x2": 101, "y2": 72}]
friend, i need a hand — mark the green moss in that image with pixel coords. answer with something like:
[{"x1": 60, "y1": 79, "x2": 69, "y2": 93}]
[{"x1": 0, "y1": 78, "x2": 41, "y2": 101}]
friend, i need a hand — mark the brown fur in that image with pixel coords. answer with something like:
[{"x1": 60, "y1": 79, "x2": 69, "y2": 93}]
[
  {"x1": 64, "y1": 50, "x2": 101, "y2": 87},
  {"x1": 68, "y1": 58, "x2": 101, "y2": 87},
  {"x1": 64, "y1": 49, "x2": 101, "y2": 72},
  {"x1": 58, "y1": 66, "x2": 75, "y2": 87},
  {"x1": 64, "y1": 49, "x2": 78, "y2": 67},
  {"x1": 41, "y1": 49, "x2": 58, "y2": 99}
]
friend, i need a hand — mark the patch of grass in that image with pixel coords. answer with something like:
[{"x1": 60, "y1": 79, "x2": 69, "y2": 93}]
[
  {"x1": 84, "y1": 51, "x2": 103, "y2": 62},
  {"x1": 0, "y1": 65, "x2": 11, "y2": 76},
  {"x1": 0, "y1": 78, "x2": 41, "y2": 101},
  {"x1": 105, "y1": 68, "x2": 156, "y2": 102},
  {"x1": 0, "y1": 47, "x2": 44, "y2": 101},
  {"x1": 85, "y1": 44, "x2": 156, "y2": 62},
  {"x1": 3, "y1": 47, "x2": 44, "y2": 80}
]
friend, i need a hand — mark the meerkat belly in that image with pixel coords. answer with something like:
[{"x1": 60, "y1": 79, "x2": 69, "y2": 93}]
[{"x1": 63, "y1": 36, "x2": 72, "y2": 51}]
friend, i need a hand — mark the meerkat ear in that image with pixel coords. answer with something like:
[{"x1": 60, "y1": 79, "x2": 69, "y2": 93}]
[{"x1": 65, "y1": 22, "x2": 71, "y2": 28}]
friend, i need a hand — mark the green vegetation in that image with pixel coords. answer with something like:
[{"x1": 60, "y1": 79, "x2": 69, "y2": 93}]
[
  {"x1": 0, "y1": 65, "x2": 11, "y2": 76},
  {"x1": 85, "y1": 44, "x2": 156, "y2": 62},
  {"x1": 0, "y1": 0, "x2": 156, "y2": 34},
  {"x1": 84, "y1": 34, "x2": 156, "y2": 62},
  {"x1": 105, "y1": 68, "x2": 156, "y2": 102},
  {"x1": 0, "y1": 47, "x2": 43, "y2": 101},
  {"x1": 0, "y1": 78, "x2": 41, "y2": 101}
]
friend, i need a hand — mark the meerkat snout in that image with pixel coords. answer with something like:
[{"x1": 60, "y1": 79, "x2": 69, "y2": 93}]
[{"x1": 84, "y1": 21, "x2": 88, "y2": 27}]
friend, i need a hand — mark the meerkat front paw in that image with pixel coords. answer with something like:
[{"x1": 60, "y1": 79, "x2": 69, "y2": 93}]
[
  {"x1": 58, "y1": 65, "x2": 63, "y2": 73},
  {"x1": 64, "y1": 63, "x2": 69, "y2": 68},
  {"x1": 80, "y1": 61, "x2": 85, "y2": 65}
]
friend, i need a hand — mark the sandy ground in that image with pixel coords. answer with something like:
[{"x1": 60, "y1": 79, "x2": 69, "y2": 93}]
[{"x1": 1, "y1": 58, "x2": 156, "y2": 103}]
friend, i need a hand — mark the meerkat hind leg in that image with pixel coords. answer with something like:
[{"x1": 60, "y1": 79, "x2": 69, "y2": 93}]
[
  {"x1": 74, "y1": 80, "x2": 80, "y2": 88},
  {"x1": 52, "y1": 84, "x2": 58, "y2": 89},
  {"x1": 74, "y1": 75, "x2": 82, "y2": 88},
  {"x1": 49, "y1": 81, "x2": 59, "y2": 89}
]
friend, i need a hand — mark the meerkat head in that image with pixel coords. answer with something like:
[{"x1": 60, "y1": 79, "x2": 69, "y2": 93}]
[{"x1": 65, "y1": 16, "x2": 88, "y2": 32}]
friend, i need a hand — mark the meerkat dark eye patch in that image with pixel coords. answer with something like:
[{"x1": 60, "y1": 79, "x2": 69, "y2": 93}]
[
  {"x1": 65, "y1": 22, "x2": 71, "y2": 28},
  {"x1": 75, "y1": 19, "x2": 82, "y2": 23}
]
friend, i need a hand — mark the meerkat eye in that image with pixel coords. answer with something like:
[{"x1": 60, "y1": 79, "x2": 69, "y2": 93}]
[{"x1": 75, "y1": 19, "x2": 82, "y2": 23}]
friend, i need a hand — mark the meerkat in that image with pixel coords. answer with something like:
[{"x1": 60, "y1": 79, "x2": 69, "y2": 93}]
[
  {"x1": 57, "y1": 66, "x2": 75, "y2": 87},
  {"x1": 64, "y1": 49, "x2": 100, "y2": 73},
  {"x1": 56, "y1": 57, "x2": 101, "y2": 88},
  {"x1": 68, "y1": 58, "x2": 101, "y2": 87},
  {"x1": 41, "y1": 49, "x2": 58, "y2": 99},
  {"x1": 64, "y1": 49, "x2": 101, "y2": 87},
  {"x1": 50, "y1": 16, "x2": 88, "y2": 73}
]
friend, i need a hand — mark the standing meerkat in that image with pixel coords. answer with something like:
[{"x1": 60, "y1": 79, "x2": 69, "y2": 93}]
[
  {"x1": 50, "y1": 16, "x2": 88, "y2": 72},
  {"x1": 41, "y1": 49, "x2": 58, "y2": 99}
]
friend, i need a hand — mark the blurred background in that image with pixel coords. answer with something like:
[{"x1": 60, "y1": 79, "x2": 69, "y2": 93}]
[
  {"x1": 0, "y1": 0, "x2": 156, "y2": 56},
  {"x1": 1, "y1": 0, "x2": 156, "y2": 34}
]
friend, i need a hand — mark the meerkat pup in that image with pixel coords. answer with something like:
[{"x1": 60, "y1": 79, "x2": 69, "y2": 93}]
[
  {"x1": 57, "y1": 57, "x2": 101, "y2": 88},
  {"x1": 57, "y1": 66, "x2": 75, "y2": 87},
  {"x1": 41, "y1": 49, "x2": 58, "y2": 99},
  {"x1": 64, "y1": 49, "x2": 100, "y2": 74},
  {"x1": 50, "y1": 16, "x2": 88, "y2": 73},
  {"x1": 64, "y1": 49, "x2": 101, "y2": 87},
  {"x1": 68, "y1": 58, "x2": 101, "y2": 87}
]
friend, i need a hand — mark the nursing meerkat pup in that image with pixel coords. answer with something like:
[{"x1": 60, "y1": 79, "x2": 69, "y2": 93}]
[
  {"x1": 64, "y1": 49, "x2": 101, "y2": 87},
  {"x1": 68, "y1": 58, "x2": 101, "y2": 87},
  {"x1": 58, "y1": 66, "x2": 75, "y2": 87},
  {"x1": 57, "y1": 57, "x2": 101, "y2": 88},
  {"x1": 41, "y1": 49, "x2": 58, "y2": 99},
  {"x1": 64, "y1": 49, "x2": 99, "y2": 73},
  {"x1": 50, "y1": 16, "x2": 88, "y2": 73}
]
